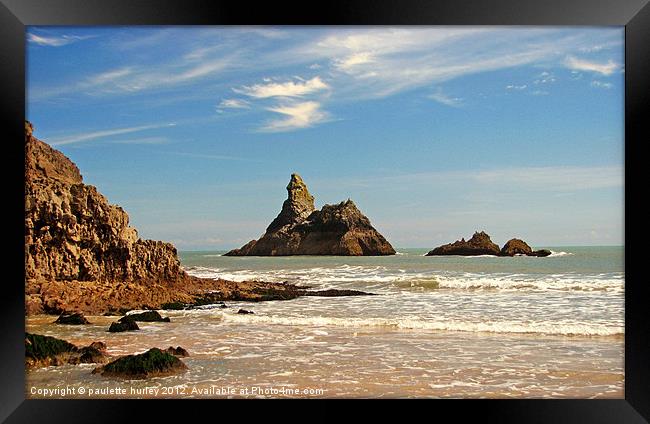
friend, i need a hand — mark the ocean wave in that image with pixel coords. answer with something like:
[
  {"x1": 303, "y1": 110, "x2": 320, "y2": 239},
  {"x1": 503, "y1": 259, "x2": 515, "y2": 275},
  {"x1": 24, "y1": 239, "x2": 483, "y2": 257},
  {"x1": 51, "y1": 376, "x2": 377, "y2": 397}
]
[
  {"x1": 220, "y1": 313, "x2": 623, "y2": 337},
  {"x1": 434, "y1": 273, "x2": 623, "y2": 292},
  {"x1": 548, "y1": 251, "x2": 573, "y2": 257},
  {"x1": 184, "y1": 265, "x2": 624, "y2": 293}
]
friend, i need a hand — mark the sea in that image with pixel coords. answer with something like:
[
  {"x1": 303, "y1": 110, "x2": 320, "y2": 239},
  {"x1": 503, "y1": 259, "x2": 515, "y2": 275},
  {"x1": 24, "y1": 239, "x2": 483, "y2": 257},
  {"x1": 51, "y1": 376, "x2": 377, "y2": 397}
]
[{"x1": 25, "y1": 246, "x2": 624, "y2": 398}]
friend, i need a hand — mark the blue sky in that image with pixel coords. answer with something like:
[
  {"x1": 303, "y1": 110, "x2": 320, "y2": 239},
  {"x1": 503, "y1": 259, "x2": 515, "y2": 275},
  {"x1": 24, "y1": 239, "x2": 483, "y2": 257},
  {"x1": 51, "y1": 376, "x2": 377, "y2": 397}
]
[{"x1": 26, "y1": 27, "x2": 624, "y2": 250}]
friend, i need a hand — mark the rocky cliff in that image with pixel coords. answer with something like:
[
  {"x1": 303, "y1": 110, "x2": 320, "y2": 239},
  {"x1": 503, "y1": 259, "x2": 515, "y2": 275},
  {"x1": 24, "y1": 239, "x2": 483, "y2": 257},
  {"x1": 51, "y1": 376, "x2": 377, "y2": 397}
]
[
  {"x1": 25, "y1": 121, "x2": 185, "y2": 286},
  {"x1": 225, "y1": 174, "x2": 395, "y2": 256}
]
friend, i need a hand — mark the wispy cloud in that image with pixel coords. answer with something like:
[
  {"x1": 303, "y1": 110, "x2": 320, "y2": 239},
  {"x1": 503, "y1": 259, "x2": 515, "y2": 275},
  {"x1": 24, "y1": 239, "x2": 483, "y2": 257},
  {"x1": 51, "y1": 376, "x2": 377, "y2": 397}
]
[
  {"x1": 591, "y1": 80, "x2": 613, "y2": 89},
  {"x1": 49, "y1": 123, "x2": 175, "y2": 146},
  {"x1": 261, "y1": 101, "x2": 329, "y2": 132},
  {"x1": 579, "y1": 41, "x2": 622, "y2": 53},
  {"x1": 162, "y1": 151, "x2": 262, "y2": 162},
  {"x1": 471, "y1": 166, "x2": 623, "y2": 191},
  {"x1": 111, "y1": 136, "x2": 170, "y2": 145},
  {"x1": 333, "y1": 52, "x2": 375, "y2": 71},
  {"x1": 28, "y1": 33, "x2": 94, "y2": 47},
  {"x1": 428, "y1": 89, "x2": 463, "y2": 107},
  {"x1": 234, "y1": 76, "x2": 329, "y2": 98},
  {"x1": 564, "y1": 56, "x2": 620, "y2": 76},
  {"x1": 283, "y1": 27, "x2": 621, "y2": 100},
  {"x1": 534, "y1": 71, "x2": 556, "y2": 84},
  {"x1": 506, "y1": 84, "x2": 528, "y2": 90},
  {"x1": 218, "y1": 98, "x2": 250, "y2": 109},
  {"x1": 32, "y1": 57, "x2": 234, "y2": 100}
]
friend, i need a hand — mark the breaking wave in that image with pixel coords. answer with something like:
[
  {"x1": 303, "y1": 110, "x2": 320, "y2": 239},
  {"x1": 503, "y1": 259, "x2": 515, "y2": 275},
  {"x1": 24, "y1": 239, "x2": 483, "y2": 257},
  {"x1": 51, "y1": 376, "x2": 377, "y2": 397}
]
[
  {"x1": 220, "y1": 313, "x2": 623, "y2": 337},
  {"x1": 184, "y1": 265, "x2": 623, "y2": 293}
]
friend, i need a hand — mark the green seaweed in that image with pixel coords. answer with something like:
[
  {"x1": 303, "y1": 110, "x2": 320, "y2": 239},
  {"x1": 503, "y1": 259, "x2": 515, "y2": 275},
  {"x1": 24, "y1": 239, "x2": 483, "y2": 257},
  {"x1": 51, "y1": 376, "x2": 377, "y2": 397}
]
[
  {"x1": 99, "y1": 348, "x2": 184, "y2": 377},
  {"x1": 25, "y1": 333, "x2": 76, "y2": 360}
]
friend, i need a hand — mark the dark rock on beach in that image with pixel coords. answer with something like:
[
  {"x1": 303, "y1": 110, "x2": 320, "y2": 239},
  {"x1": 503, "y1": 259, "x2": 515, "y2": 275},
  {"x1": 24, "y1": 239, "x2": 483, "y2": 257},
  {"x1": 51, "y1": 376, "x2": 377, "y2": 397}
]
[
  {"x1": 25, "y1": 333, "x2": 109, "y2": 369},
  {"x1": 426, "y1": 231, "x2": 501, "y2": 256},
  {"x1": 72, "y1": 342, "x2": 110, "y2": 365},
  {"x1": 108, "y1": 318, "x2": 140, "y2": 332},
  {"x1": 237, "y1": 309, "x2": 255, "y2": 314},
  {"x1": 165, "y1": 346, "x2": 189, "y2": 357},
  {"x1": 54, "y1": 312, "x2": 90, "y2": 325},
  {"x1": 225, "y1": 173, "x2": 395, "y2": 256},
  {"x1": 92, "y1": 348, "x2": 187, "y2": 379},
  {"x1": 161, "y1": 302, "x2": 186, "y2": 310},
  {"x1": 121, "y1": 310, "x2": 170, "y2": 322}
]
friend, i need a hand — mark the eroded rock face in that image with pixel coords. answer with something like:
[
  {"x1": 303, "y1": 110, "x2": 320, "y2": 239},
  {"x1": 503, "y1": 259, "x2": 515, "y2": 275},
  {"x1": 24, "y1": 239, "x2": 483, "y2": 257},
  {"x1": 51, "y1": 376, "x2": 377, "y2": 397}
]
[
  {"x1": 25, "y1": 121, "x2": 194, "y2": 314},
  {"x1": 225, "y1": 174, "x2": 395, "y2": 256},
  {"x1": 426, "y1": 231, "x2": 501, "y2": 256},
  {"x1": 25, "y1": 122, "x2": 185, "y2": 285}
]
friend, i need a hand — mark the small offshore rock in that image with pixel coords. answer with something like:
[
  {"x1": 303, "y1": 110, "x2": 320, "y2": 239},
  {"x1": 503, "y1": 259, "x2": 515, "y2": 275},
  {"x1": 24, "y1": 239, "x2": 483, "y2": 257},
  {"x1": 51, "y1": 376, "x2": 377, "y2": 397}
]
[
  {"x1": 108, "y1": 318, "x2": 140, "y2": 332},
  {"x1": 165, "y1": 346, "x2": 189, "y2": 357},
  {"x1": 161, "y1": 302, "x2": 186, "y2": 310},
  {"x1": 500, "y1": 238, "x2": 552, "y2": 257},
  {"x1": 92, "y1": 348, "x2": 187, "y2": 379},
  {"x1": 25, "y1": 333, "x2": 109, "y2": 368},
  {"x1": 120, "y1": 310, "x2": 170, "y2": 322},
  {"x1": 426, "y1": 231, "x2": 501, "y2": 256},
  {"x1": 54, "y1": 312, "x2": 90, "y2": 325},
  {"x1": 237, "y1": 309, "x2": 254, "y2": 315}
]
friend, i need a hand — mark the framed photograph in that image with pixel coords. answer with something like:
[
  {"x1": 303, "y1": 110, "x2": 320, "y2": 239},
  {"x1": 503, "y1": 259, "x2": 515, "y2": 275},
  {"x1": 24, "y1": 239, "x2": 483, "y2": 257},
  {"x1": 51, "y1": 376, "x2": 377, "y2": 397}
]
[{"x1": 2, "y1": 0, "x2": 648, "y2": 421}]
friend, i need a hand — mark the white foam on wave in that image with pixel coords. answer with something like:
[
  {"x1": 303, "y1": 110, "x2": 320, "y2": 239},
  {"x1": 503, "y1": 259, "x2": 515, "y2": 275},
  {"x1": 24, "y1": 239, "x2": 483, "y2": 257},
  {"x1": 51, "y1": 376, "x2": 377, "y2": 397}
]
[
  {"x1": 184, "y1": 264, "x2": 624, "y2": 293},
  {"x1": 435, "y1": 273, "x2": 624, "y2": 293},
  {"x1": 548, "y1": 251, "x2": 573, "y2": 257},
  {"x1": 219, "y1": 313, "x2": 623, "y2": 337}
]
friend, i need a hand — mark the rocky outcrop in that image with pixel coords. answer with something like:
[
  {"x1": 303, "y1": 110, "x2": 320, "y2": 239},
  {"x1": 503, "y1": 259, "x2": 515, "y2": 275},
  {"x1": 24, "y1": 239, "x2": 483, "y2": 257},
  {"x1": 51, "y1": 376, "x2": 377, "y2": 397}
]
[
  {"x1": 54, "y1": 312, "x2": 90, "y2": 325},
  {"x1": 121, "y1": 310, "x2": 170, "y2": 322},
  {"x1": 426, "y1": 231, "x2": 500, "y2": 256},
  {"x1": 25, "y1": 333, "x2": 110, "y2": 369},
  {"x1": 164, "y1": 346, "x2": 189, "y2": 357},
  {"x1": 92, "y1": 348, "x2": 187, "y2": 379},
  {"x1": 500, "y1": 239, "x2": 551, "y2": 257},
  {"x1": 427, "y1": 232, "x2": 552, "y2": 257},
  {"x1": 108, "y1": 317, "x2": 140, "y2": 332},
  {"x1": 25, "y1": 121, "x2": 188, "y2": 310},
  {"x1": 225, "y1": 174, "x2": 395, "y2": 256}
]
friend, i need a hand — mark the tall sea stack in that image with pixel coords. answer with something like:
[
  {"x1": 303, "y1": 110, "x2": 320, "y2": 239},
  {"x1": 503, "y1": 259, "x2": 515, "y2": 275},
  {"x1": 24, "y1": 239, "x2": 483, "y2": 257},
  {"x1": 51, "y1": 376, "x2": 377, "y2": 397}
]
[{"x1": 225, "y1": 174, "x2": 395, "y2": 256}]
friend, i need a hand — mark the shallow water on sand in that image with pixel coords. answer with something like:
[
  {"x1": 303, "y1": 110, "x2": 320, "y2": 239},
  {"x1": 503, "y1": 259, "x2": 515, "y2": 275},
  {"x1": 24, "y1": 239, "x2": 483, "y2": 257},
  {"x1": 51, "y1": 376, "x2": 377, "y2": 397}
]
[{"x1": 26, "y1": 247, "x2": 624, "y2": 398}]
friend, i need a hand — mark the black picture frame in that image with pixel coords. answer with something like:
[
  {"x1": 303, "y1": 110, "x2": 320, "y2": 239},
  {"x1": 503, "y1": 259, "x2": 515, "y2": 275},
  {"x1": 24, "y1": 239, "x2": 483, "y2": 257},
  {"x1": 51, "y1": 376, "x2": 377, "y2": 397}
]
[{"x1": 1, "y1": 0, "x2": 648, "y2": 422}]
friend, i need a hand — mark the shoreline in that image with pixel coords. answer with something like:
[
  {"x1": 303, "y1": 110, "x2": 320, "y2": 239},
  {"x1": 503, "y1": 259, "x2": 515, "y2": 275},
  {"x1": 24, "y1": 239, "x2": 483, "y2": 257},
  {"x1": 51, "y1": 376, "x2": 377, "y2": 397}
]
[{"x1": 25, "y1": 311, "x2": 624, "y2": 399}]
